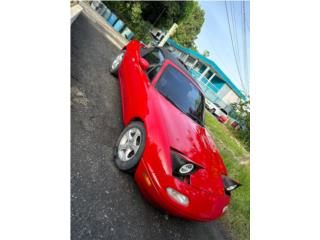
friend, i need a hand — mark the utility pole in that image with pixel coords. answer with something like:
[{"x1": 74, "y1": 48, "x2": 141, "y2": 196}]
[{"x1": 158, "y1": 23, "x2": 178, "y2": 47}]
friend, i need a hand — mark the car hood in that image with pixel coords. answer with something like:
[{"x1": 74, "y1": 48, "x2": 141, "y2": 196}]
[{"x1": 155, "y1": 92, "x2": 227, "y2": 194}]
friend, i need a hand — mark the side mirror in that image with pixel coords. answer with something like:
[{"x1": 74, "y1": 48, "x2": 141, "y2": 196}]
[{"x1": 139, "y1": 57, "x2": 149, "y2": 71}]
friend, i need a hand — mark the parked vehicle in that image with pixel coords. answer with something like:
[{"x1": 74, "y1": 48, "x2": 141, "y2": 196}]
[
  {"x1": 205, "y1": 98, "x2": 220, "y2": 114},
  {"x1": 230, "y1": 119, "x2": 240, "y2": 129},
  {"x1": 150, "y1": 29, "x2": 165, "y2": 46},
  {"x1": 109, "y1": 41, "x2": 240, "y2": 221},
  {"x1": 217, "y1": 108, "x2": 229, "y2": 123},
  {"x1": 205, "y1": 99, "x2": 229, "y2": 124}
]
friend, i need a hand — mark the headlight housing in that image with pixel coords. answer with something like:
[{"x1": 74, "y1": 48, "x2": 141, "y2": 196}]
[
  {"x1": 222, "y1": 175, "x2": 241, "y2": 195},
  {"x1": 171, "y1": 150, "x2": 199, "y2": 182}
]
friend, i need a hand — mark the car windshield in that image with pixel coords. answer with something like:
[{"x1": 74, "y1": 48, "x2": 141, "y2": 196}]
[{"x1": 155, "y1": 65, "x2": 204, "y2": 125}]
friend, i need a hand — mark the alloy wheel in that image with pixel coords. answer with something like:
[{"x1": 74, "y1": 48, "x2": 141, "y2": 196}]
[
  {"x1": 117, "y1": 127, "x2": 142, "y2": 162},
  {"x1": 111, "y1": 53, "x2": 124, "y2": 71}
]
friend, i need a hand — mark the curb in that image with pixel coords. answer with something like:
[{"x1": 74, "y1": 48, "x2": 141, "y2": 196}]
[
  {"x1": 71, "y1": 4, "x2": 83, "y2": 25},
  {"x1": 78, "y1": 2, "x2": 128, "y2": 49}
]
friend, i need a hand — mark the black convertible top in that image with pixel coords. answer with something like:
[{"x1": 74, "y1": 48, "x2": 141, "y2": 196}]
[
  {"x1": 159, "y1": 47, "x2": 190, "y2": 72},
  {"x1": 140, "y1": 46, "x2": 201, "y2": 90},
  {"x1": 141, "y1": 46, "x2": 189, "y2": 74},
  {"x1": 158, "y1": 47, "x2": 201, "y2": 89}
]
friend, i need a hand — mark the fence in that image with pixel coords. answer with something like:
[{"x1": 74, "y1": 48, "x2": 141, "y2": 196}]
[{"x1": 90, "y1": 1, "x2": 134, "y2": 40}]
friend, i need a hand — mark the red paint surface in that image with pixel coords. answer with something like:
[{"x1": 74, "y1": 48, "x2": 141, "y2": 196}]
[{"x1": 117, "y1": 40, "x2": 231, "y2": 221}]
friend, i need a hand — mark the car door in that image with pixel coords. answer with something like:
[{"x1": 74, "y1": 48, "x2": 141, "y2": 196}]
[{"x1": 120, "y1": 45, "x2": 163, "y2": 125}]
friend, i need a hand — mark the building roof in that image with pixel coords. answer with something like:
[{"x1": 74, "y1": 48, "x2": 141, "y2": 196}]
[{"x1": 167, "y1": 38, "x2": 247, "y2": 100}]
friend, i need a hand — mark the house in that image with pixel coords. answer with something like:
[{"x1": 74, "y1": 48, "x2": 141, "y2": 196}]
[{"x1": 166, "y1": 38, "x2": 247, "y2": 114}]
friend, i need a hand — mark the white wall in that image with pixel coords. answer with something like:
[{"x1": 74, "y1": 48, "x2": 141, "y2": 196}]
[{"x1": 218, "y1": 84, "x2": 240, "y2": 105}]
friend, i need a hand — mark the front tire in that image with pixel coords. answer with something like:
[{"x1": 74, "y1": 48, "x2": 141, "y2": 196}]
[{"x1": 114, "y1": 121, "x2": 146, "y2": 172}]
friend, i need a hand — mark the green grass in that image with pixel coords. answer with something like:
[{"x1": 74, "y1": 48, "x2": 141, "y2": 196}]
[
  {"x1": 225, "y1": 123, "x2": 250, "y2": 152},
  {"x1": 205, "y1": 111, "x2": 250, "y2": 240}
]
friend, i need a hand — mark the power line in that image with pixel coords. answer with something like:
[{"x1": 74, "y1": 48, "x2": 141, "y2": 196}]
[
  {"x1": 230, "y1": 1, "x2": 241, "y2": 72},
  {"x1": 224, "y1": 0, "x2": 247, "y2": 93},
  {"x1": 202, "y1": 30, "x2": 239, "y2": 82},
  {"x1": 244, "y1": 1, "x2": 250, "y2": 32},
  {"x1": 242, "y1": 0, "x2": 249, "y2": 94},
  {"x1": 231, "y1": 1, "x2": 248, "y2": 94}
]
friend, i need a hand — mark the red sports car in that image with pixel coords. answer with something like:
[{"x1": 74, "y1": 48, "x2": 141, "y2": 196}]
[{"x1": 110, "y1": 40, "x2": 240, "y2": 221}]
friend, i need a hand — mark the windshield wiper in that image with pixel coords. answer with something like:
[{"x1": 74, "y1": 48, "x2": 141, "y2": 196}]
[{"x1": 185, "y1": 112, "x2": 203, "y2": 126}]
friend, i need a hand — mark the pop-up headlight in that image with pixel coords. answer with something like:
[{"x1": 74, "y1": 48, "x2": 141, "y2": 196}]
[
  {"x1": 222, "y1": 175, "x2": 241, "y2": 194},
  {"x1": 171, "y1": 150, "x2": 198, "y2": 178}
]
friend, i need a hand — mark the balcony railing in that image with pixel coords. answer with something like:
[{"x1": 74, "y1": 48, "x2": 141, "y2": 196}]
[{"x1": 189, "y1": 69, "x2": 233, "y2": 113}]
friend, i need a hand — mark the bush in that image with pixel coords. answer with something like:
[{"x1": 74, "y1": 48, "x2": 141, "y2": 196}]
[{"x1": 230, "y1": 101, "x2": 250, "y2": 151}]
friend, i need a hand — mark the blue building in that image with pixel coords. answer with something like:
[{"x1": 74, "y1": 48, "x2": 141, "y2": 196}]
[{"x1": 166, "y1": 39, "x2": 247, "y2": 114}]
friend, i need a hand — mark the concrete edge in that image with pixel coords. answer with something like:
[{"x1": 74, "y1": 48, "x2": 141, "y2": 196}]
[
  {"x1": 78, "y1": 2, "x2": 128, "y2": 50},
  {"x1": 71, "y1": 4, "x2": 83, "y2": 25}
]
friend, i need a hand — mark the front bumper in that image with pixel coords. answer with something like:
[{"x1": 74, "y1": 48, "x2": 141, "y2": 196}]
[{"x1": 134, "y1": 158, "x2": 230, "y2": 221}]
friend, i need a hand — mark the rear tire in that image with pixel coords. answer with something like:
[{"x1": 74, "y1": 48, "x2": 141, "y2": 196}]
[
  {"x1": 110, "y1": 52, "x2": 124, "y2": 77},
  {"x1": 114, "y1": 121, "x2": 146, "y2": 172}
]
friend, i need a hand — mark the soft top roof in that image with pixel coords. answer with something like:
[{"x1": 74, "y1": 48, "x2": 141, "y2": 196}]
[
  {"x1": 156, "y1": 47, "x2": 202, "y2": 90},
  {"x1": 159, "y1": 47, "x2": 189, "y2": 71}
]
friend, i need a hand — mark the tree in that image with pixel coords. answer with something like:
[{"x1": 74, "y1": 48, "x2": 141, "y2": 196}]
[
  {"x1": 104, "y1": 1, "x2": 205, "y2": 47},
  {"x1": 190, "y1": 44, "x2": 199, "y2": 53},
  {"x1": 141, "y1": 1, "x2": 192, "y2": 29},
  {"x1": 202, "y1": 50, "x2": 210, "y2": 57},
  {"x1": 104, "y1": 1, "x2": 153, "y2": 43},
  {"x1": 171, "y1": 2, "x2": 205, "y2": 48}
]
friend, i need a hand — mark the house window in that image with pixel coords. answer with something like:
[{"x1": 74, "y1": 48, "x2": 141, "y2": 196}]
[
  {"x1": 194, "y1": 62, "x2": 202, "y2": 72},
  {"x1": 185, "y1": 56, "x2": 195, "y2": 67},
  {"x1": 199, "y1": 64, "x2": 207, "y2": 73},
  {"x1": 205, "y1": 70, "x2": 213, "y2": 79}
]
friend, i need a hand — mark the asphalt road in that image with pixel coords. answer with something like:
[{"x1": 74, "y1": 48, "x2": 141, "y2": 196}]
[{"x1": 71, "y1": 13, "x2": 231, "y2": 240}]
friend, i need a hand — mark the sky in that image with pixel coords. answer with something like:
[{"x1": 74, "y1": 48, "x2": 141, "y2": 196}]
[{"x1": 195, "y1": 0, "x2": 250, "y2": 94}]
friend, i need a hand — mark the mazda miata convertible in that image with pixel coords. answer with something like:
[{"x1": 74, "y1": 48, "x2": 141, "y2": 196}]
[{"x1": 110, "y1": 40, "x2": 240, "y2": 221}]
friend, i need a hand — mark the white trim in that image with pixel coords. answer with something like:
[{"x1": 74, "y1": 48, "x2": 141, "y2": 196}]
[
  {"x1": 197, "y1": 66, "x2": 210, "y2": 81},
  {"x1": 208, "y1": 72, "x2": 216, "y2": 82},
  {"x1": 182, "y1": 54, "x2": 189, "y2": 63},
  {"x1": 191, "y1": 59, "x2": 198, "y2": 69}
]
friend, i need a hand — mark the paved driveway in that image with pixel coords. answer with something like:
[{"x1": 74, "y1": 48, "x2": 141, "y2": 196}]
[{"x1": 71, "y1": 13, "x2": 230, "y2": 240}]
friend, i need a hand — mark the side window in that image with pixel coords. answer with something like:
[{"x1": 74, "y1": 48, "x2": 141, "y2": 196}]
[
  {"x1": 143, "y1": 49, "x2": 164, "y2": 66},
  {"x1": 142, "y1": 48, "x2": 163, "y2": 82},
  {"x1": 147, "y1": 66, "x2": 161, "y2": 82},
  {"x1": 140, "y1": 47, "x2": 152, "y2": 57}
]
